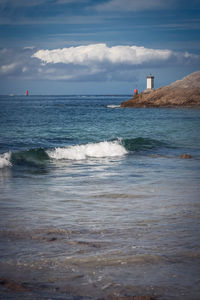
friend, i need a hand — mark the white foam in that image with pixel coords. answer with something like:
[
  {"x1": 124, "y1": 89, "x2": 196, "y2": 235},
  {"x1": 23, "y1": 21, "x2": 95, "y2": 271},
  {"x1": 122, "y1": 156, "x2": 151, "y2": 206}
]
[
  {"x1": 0, "y1": 152, "x2": 12, "y2": 168},
  {"x1": 107, "y1": 105, "x2": 121, "y2": 108},
  {"x1": 47, "y1": 140, "x2": 127, "y2": 161}
]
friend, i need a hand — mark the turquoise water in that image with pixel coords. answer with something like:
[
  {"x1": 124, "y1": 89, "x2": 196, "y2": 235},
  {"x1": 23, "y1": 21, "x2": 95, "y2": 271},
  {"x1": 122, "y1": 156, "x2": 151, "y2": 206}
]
[{"x1": 0, "y1": 95, "x2": 200, "y2": 299}]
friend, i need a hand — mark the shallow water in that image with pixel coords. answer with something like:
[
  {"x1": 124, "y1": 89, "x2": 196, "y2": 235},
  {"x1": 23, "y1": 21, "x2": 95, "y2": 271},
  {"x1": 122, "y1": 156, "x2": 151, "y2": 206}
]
[{"x1": 0, "y1": 95, "x2": 200, "y2": 299}]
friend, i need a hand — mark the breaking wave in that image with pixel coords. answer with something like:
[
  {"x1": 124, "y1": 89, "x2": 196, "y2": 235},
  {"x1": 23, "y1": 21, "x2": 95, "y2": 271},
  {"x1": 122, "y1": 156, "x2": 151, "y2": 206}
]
[
  {"x1": 0, "y1": 148, "x2": 49, "y2": 169},
  {"x1": 47, "y1": 140, "x2": 127, "y2": 160},
  {"x1": 106, "y1": 105, "x2": 121, "y2": 108},
  {"x1": 0, "y1": 137, "x2": 165, "y2": 168},
  {"x1": 0, "y1": 152, "x2": 12, "y2": 168},
  {"x1": 11, "y1": 148, "x2": 49, "y2": 167}
]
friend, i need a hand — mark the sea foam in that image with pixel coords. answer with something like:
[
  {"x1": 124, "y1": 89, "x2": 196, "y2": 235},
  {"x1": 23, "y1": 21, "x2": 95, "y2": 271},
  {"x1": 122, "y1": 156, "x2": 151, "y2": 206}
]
[
  {"x1": 106, "y1": 105, "x2": 121, "y2": 108},
  {"x1": 47, "y1": 140, "x2": 127, "y2": 161},
  {"x1": 0, "y1": 152, "x2": 12, "y2": 168}
]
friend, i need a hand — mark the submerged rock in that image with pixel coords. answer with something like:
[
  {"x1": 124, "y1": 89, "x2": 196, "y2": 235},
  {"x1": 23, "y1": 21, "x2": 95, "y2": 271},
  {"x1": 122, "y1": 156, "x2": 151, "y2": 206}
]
[
  {"x1": 121, "y1": 71, "x2": 200, "y2": 108},
  {"x1": 180, "y1": 153, "x2": 192, "y2": 159}
]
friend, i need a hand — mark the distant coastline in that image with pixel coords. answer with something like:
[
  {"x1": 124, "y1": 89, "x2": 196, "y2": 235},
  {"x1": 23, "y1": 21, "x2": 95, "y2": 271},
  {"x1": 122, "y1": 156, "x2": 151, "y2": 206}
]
[{"x1": 121, "y1": 71, "x2": 200, "y2": 108}]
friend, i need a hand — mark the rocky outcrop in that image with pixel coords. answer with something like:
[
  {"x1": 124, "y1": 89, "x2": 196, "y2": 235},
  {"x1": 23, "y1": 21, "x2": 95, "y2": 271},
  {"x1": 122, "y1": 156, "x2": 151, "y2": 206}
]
[{"x1": 121, "y1": 71, "x2": 200, "y2": 108}]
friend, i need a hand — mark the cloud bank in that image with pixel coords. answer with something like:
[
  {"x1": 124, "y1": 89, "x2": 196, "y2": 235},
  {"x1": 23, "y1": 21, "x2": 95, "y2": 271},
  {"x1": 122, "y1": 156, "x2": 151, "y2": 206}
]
[
  {"x1": 32, "y1": 44, "x2": 172, "y2": 65},
  {"x1": 0, "y1": 44, "x2": 199, "y2": 82}
]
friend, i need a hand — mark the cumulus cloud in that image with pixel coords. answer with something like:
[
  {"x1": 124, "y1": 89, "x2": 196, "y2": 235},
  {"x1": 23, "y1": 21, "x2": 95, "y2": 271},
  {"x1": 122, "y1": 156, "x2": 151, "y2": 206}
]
[
  {"x1": 0, "y1": 44, "x2": 199, "y2": 82},
  {"x1": 32, "y1": 43, "x2": 173, "y2": 66}
]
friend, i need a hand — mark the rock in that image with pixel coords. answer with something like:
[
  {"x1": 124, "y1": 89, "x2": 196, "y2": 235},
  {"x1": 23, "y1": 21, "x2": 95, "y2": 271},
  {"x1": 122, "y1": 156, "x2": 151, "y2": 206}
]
[
  {"x1": 48, "y1": 237, "x2": 57, "y2": 241},
  {"x1": 121, "y1": 71, "x2": 200, "y2": 108},
  {"x1": 180, "y1": 154, "x2": 192, "y2": 159}
]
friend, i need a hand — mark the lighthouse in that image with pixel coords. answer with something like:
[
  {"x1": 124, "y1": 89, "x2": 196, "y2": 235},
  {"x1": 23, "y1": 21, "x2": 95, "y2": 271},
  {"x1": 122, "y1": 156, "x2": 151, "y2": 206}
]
[{"x1": 146, "y1": 74, "x2": 154, "y2": 90}]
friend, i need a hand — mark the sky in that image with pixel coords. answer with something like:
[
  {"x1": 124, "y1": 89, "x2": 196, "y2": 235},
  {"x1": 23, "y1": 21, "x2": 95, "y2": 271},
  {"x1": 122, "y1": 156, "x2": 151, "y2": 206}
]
[{"x1": 0, "y1": 0, "x2": 200, "y2": 95}]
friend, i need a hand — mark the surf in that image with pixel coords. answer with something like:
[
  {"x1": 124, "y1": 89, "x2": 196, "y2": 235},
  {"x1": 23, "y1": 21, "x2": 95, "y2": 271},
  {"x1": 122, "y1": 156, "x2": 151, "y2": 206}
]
[
  {"x1": 0, "y1": 137, "x2": 166, "y2": 169},
  {"x1": 0, "y1": 152, "x2": 12, "y2": 168},
  {"x1": 106, "y1": 105, "x2": 121, "y2": 109},
  {"x1": 47, "y1": 140, "x2": 128, "y2": 160}
]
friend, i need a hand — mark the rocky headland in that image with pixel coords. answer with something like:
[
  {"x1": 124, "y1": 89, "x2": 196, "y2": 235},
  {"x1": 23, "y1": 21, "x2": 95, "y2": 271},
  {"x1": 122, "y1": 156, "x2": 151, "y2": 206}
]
[{"x1": 121, "y1": 71, "x2": 200, "y2": 108}]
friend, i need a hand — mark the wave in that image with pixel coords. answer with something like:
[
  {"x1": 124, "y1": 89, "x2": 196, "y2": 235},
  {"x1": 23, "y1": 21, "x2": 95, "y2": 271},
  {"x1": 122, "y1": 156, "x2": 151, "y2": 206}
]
[
  {"x1": 47, "y1": 140, "x2": 127, "y2": 160},
  {"x1": 0, "y1": 148, "x2": 49, "y2": 169},
  {"x1": 0, "y1": 137, "x2": 165, "y2": 168},
  {"x1": 11, "y1": 148, "x2": 49, "y2": 167},
  {"x1": 122, "y1": 137, "x2": 165, "y2": 151},
  {"x1": 106, "y1": 105, "x2": 121, "y2": 108}
]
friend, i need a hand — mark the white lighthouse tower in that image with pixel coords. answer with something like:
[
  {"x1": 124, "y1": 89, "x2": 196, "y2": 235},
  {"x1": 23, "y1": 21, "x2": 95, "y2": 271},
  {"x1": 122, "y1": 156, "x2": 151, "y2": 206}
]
[{"x1": 146, "y1": 74, "x2": 154, "y2": 90}]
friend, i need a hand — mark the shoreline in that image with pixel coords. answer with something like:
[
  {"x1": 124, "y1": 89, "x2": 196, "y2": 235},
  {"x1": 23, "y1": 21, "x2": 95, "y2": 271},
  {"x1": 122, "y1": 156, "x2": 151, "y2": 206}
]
[{"x1": 120, "y1": 89, "x2": 200, "y2": 108}]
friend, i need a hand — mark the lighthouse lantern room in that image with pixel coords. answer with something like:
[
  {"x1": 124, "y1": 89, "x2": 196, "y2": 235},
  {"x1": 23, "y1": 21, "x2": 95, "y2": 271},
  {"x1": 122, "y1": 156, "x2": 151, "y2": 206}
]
[{"x1": 146, "y1": 74, "x2": 154, "y2": 90}]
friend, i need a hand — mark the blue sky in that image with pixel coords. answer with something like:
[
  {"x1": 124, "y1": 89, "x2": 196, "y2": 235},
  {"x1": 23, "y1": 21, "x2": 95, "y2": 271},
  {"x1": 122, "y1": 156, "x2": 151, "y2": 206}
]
[{"x1": 0, "y1": 0, "x2": 200, "y2": 94}]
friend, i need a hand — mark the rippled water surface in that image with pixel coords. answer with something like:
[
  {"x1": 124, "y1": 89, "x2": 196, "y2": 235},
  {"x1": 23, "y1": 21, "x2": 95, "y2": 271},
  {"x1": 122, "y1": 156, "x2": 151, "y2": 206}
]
[{"x1": 0, "y1": 95, "x2": 200, "y2": 299}]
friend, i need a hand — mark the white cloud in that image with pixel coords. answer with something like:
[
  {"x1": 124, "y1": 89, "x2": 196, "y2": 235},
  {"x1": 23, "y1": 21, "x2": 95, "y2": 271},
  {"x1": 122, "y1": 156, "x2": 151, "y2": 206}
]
[
  {"x1": 0, "y1": 44, "x2": 199, "y2": 82},
  {"x1": 1, "y1": 62, "x2": 18, "y2": 74},
  {"x1": 31, "y1": 43, "x2": 200, "y2": 81},
  {"x1": 32, "y1": 43, "x2": 173, "y2": 66},
  {"x1": 24, "y1": 46, "x2": 35, "y2": 50}
]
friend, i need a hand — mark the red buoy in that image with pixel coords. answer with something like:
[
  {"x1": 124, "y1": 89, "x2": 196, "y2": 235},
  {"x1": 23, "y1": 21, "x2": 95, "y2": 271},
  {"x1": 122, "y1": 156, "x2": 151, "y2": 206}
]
[{"x1": 134, "y1": 88, "x2": 138, "y2": 95}]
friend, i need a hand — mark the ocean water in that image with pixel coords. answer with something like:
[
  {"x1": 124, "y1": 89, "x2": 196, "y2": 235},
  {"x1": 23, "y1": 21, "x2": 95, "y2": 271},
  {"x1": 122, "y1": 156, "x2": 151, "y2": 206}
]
[{"x1": 0, "y1": 95, "x2": 200, "y2": 300}]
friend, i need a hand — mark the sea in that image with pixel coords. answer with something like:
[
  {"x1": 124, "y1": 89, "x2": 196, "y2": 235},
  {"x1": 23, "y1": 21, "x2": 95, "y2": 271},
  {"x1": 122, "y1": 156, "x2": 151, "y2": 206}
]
[{"x1": 0, "y1": 95, "x2": 200, "y2": 300}]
